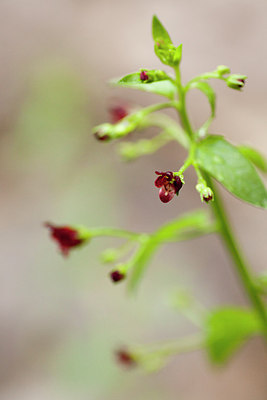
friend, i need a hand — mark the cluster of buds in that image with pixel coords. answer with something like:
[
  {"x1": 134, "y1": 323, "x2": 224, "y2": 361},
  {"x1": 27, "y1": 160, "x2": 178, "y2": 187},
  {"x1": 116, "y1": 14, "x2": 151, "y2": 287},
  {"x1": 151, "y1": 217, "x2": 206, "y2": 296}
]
[{"x1": 154, "y1": 171, "x2": 183, "y2": 203}]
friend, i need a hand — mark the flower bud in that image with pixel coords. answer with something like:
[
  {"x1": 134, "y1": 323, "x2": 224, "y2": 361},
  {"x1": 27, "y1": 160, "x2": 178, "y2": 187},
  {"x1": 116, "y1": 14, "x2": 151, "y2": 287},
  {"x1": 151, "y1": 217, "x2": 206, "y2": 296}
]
[
  {"x1": 116, "y1": 349, "x2": 136, "y2": 367},
  {"x1": 226, "y1": 74, "x2": 247, "y2": 90},
  {"x1": 196, "y1": 183, "x2": 214, "y2": 204},
  {"x1": 216, "y1": 65, "x2": 230, "y2": 75},
  {"x1": 140, "y1": 70, "x2": 149, "y2": 81},
  {"x1": 110, "y1": 269, "x2": 126, "y2": 283},
  {"x1": 94, "y1": 132, "x2": 110, "y2": 141},
  {"x1": 101, "y1": 248, "x2": 119, "y2": 264}
]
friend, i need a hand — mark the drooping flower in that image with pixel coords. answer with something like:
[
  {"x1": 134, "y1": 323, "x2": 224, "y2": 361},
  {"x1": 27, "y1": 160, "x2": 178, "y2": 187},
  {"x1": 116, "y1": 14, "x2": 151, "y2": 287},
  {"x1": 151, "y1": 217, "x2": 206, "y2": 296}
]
[
  {"x1": 45, "y1": 223, "x2": 86, "y2": 256},
  {"x1": 154, "y1": 171, "x2": 183, "y2": 203}
]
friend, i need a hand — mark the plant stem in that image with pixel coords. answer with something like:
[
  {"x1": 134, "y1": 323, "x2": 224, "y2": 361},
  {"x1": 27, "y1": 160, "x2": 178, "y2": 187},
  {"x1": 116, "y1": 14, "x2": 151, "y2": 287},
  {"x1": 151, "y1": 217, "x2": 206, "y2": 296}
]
[
  {"x1": 174, "y1": 65, "x2": 194, "y2": 139},
  {"x1": 173, "y1": 65, "x2": 267, "y2": 337},
  {"x1": 204, "y1": 174, "x2": 267, "y2": 336},
  {"x1": 136, "y1": 334, "x2": 203, "y2": 358}
]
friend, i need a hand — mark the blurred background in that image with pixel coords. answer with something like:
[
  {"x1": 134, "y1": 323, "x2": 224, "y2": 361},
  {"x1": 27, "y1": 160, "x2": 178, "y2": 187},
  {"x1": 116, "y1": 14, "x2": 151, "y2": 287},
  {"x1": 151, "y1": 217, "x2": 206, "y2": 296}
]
[{"x1": 0, "y1": 0, "x2": 266, "y2": 399}]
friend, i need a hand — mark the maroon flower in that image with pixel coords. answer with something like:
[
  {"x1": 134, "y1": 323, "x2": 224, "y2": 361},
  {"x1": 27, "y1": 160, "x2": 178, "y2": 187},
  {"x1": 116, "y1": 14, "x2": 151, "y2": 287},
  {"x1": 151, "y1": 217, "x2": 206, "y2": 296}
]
[
  {"x1": 154, "y1": 171, "x2": 183, "y2": 203},
  {"x1": 45, "y1": 223, "x2": 85, "y2": 256},
  {"x1": 109, "y1": 105, "x2": 128, "y2": 123},
  {"x1": 110, "y1": 270, "x2": 125, "y2": 283},
  {"x1": 116, "y1": 349, "x2": 136, "y2": 368},
  {"x1": 140, "y1": 70, "x2": 149, "y2": 81}
]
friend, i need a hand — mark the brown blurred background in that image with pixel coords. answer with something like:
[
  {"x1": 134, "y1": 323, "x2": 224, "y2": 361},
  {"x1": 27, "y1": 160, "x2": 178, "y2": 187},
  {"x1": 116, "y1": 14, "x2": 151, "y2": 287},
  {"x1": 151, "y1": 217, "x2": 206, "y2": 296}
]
[{"x1": 0, "y1": 0, "x2": 266, "y2": 399}]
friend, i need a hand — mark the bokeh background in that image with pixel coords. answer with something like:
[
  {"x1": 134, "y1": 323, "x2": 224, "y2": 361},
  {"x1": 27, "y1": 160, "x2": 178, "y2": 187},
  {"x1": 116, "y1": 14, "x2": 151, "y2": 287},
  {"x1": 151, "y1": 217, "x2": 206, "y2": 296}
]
[{"x1": 0, "y1": 0, "x2": 266, "y2": 399}]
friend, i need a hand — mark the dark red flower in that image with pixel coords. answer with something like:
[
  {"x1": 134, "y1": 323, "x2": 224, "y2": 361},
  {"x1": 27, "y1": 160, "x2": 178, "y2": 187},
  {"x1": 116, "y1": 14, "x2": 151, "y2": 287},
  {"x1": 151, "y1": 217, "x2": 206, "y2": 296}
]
[
  {"x1": 45, "y1": 223, "x2": 85, "y2": 256},
  {"x1": 140, "y1": 70, "x2": 149, "y2": 81},
  {"x1": 110, "y1": 270, "x2": 125, "y2": 283},
  {"x1": 154, "y1": 171, "x2": 183, "y2": 203},
  {"x1": 109, "y1": 105, "x2": 128, "y2": 123},
  {"x1": 116, "y1": 349, "x2": 136, "y2": 368}
]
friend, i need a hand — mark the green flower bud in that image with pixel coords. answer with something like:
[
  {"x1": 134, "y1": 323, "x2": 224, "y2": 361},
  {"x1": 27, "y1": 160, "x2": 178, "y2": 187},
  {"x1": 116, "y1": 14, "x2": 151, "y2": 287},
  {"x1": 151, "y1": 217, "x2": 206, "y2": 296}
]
[
  {"x1": 216, "y1": 65, "x2": 231, "y2": 75},
  {"x1": 196, "y1": 183, "x2": 214, "y2": 203},
  {"x1": 226, "y1": 74, "x2": 247, "y2": 90}
]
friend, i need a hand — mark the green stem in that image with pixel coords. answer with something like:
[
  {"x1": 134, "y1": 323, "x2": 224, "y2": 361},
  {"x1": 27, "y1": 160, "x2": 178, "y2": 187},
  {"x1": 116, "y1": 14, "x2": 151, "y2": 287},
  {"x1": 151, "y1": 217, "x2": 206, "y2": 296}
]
[
  {"x1": 173, "y1": 64, "x2": 267, "y2": 338},
  {"x1": 136, "y1": 334, "x2": 203, "y2": 358},
  {"x1": 174, "y1": 66, "x2": 194, "y2": 139},
  {"x1": 204, "y1": 174, "x2": 267, "y2": 336},
  {"x1": 141, "y1": 101, "x2": 179, "y2": 116},
  {"x1": 88, "y1": 227, "x2": 143, "y2": 241}
]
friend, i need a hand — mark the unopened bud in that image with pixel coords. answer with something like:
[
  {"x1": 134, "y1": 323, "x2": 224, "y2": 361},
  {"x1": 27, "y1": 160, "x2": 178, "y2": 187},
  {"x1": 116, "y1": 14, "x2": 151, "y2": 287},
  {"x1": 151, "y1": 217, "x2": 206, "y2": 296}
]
[
  {"x1": 140, "y1": 70, "x2": 149, "y2": 81},
  {"x1": 116, "y1": 349, "x2": 136, "y2": 367},
  {"x1": 216, "y1": 65, "x2": 230, "y2": 75},
  {"x1": 226, "y1": 74, "x2": 247, "y2": 90},
  {"x1": 196, "y1": 183, "x2": 214, "y2": 204},
  {"x1": 110, "y1": 269, "x2": 125, "y2": 283}
]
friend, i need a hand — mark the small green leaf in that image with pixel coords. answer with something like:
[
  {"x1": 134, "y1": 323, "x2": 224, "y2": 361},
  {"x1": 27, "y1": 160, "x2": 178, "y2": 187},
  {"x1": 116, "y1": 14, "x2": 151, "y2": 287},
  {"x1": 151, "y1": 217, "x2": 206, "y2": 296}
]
[
  {"x1": 196, "y1": 135, "x2": 267, "y2": 208},
  {"x1": 152, "y1": 15, "x2": 172, "y2": 45},
  {"x1": 238, "y1": 145, "x2": 267, "y2": 173},
  {"x1": 205, "y1": 308, "x2": 262, "y2": 364},
  {"x1": 111, "y1": 72, "x2": 176, "y2": 99}
]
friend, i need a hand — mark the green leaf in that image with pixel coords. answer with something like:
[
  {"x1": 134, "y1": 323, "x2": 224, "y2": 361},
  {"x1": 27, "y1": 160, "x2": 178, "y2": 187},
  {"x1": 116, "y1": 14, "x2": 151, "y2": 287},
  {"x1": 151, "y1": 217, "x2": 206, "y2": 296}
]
[
  {"x1": 111, "y1": 72, "x2": 176, "y2": 99},
  {"x1": 152, "y1": 16, "x2": 182, "y2": 67},
  {"x1": 196, "y1": 135, "x2": 267, "y2": 208},
  {"x1": 205, "y1": 308, "x2": 262, "y2": 364},
  {"x1": 238, "y1": 145, "x2": 267, "y2": 173},
  {"x1": 152, "y1": 15, "x2": 172, "y2": 45}
]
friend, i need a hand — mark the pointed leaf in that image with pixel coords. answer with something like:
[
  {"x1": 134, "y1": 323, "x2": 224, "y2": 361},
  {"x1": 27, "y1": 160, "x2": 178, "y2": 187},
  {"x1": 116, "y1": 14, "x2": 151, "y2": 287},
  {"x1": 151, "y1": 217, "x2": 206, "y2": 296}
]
[
  {"x1": 196, "y1": 135, "x2": 267, "y2": 208},
  {"x1": 205, "y1": 308, "x2": 262, "y2": 364},
  {"x1": 111, "y1": 72, "x2": 176, "y2": 99},
  {"x1": 152, "y1": 15, "x2": 172, "y2": 44},
  {"x1": 238, "y1": 145, "x2": 267, "y2": 173}
]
